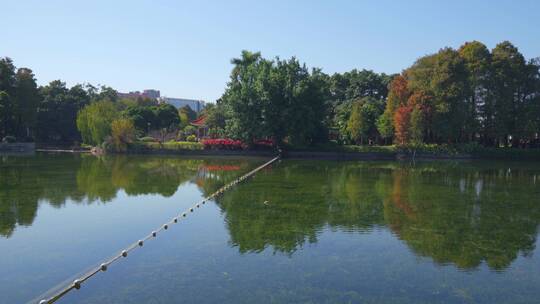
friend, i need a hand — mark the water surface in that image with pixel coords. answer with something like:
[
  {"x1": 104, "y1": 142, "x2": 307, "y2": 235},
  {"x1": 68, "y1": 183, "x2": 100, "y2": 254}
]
[{"x1": 1, "y1": 154, "x2": 539, "y2": 303}]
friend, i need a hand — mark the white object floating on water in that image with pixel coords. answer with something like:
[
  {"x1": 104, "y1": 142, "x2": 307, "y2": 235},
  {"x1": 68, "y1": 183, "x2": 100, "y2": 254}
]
[
  {"x1": 138, "y1": 240, "x2": 144, "y2": 246},
  {"x1": 121, "y1": 250, "x2": 128, "y2": 257},
  {"x1": 100, "y1": 263, "x2": 108, "y2": 271},
  {"x1": 73, "y1": 279, "x2": 81, "y2": 289}
]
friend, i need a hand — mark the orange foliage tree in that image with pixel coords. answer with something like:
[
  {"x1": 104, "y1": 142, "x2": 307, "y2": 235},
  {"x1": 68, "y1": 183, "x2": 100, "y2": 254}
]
[{"x1": 393, "y1": 105, "x2": 412, "y2": 145}]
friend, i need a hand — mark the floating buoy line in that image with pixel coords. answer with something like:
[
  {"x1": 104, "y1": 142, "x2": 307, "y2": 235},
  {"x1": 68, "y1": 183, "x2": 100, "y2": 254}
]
[{"x1": 37, "y1": 156, "x2": 280, "y2": 304}]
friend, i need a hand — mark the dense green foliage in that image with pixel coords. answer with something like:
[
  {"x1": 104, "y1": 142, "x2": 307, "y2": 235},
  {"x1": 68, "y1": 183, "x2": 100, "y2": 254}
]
[
  {"x1": 385, "y1": 41, "x2": 540, "y2": 147},
  {"x1": 2, "y1": 40, "x2": 539, "y2": 150},
  {"x1": 76, "y1": 100, "x2": 118, "y2": 145},
  {"x1": 219, "y1": 51, "x2": 329, "y2": 146}
]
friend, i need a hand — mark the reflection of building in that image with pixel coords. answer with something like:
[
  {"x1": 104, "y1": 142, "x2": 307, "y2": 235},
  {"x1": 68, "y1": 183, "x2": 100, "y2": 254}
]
[{"x1": 159, "y1": 97, "x2": 205, "y2": 112}]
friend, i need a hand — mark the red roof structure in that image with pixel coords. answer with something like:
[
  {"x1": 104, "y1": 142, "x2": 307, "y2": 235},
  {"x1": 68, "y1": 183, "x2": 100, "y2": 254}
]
[{"x1": 190, "y1": 115, "x2": 207, "y2": 127}]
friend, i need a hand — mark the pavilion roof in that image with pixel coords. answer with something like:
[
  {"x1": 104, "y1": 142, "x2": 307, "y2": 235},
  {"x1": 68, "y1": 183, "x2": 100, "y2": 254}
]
[{"x1": 190, "y1": 115, "x2": 207, "y2": 127}]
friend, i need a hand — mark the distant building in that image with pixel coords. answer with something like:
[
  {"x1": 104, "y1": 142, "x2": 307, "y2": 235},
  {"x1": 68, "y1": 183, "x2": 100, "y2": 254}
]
[
  {"x1": 117, "y1": 89, "x2": 161, "y2": 99},
  {"x1": 117, "y1": 89, "x2": 205, "y2": 113},
  {"x1": 159, "y1": 97, "x2": 205, "y2": 113}
]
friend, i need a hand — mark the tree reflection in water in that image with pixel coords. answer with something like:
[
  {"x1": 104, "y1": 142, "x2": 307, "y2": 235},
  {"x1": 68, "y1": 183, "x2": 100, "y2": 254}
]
[
  {"x1": 217, "y1": 161, "x2": 540, "y2": 271},
  {"x1": 1, "y1": 156, "x2": 539, "y2": 271},
  {"x1": 0, "y1": 154, "x2": 250, "y2": 237}
]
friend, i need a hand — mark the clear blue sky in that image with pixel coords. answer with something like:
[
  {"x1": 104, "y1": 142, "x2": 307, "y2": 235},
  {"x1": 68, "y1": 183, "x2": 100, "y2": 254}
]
[{"x1": 2, "y1": 0, "x2": 539, "y2": 102}]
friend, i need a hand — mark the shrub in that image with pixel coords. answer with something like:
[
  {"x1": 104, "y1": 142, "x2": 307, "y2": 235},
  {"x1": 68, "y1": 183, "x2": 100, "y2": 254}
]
[
  {"x1": 183, "y1": 125, "x2": 197, "y2": 136},
  {"x1": 186, "y1": 134, "x2": 197, "y2": 142},
  {"x1": 111, "y1": 118, "x2": 136, "y2": 152},
  {"x1": 253, "y1": 139, "x2": 274, "y2": 149},
  {"x1": 141, "y1": 141, "x2": 203, "y2": 151},
  {"x1": 202, "y1": 138, "x2": 245, "y2": 150}
]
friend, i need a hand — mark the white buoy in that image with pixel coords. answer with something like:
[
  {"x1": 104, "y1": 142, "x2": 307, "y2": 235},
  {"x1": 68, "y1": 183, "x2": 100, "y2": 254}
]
[
  {"x1": 152, "y1": 231, "x2": 157, "y2": 237},
  {"x1": 138, "y1": 240, "x2": 144, "y2": 246},
  {"x1": 100, "y1": 263, "x2": 108, "y2": 271},
  {"x1": 121, "y1": 250, "x2": 128, "y2": 257},
  {"x1": 73, "y1": 279, "x2": 81, "y2": 289}
]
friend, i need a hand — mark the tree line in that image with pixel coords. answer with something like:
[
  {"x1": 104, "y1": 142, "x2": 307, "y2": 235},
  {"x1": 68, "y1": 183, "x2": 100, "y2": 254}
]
[
  {"x1": 208, "y1": 41, "x2": 540, "y2": 148},
  {"x1": 2, "y1": 40, "x2": 539, "y2": 149},
  {"x1": 0, "y1": 57, "x2": 194, "y2": 148}
]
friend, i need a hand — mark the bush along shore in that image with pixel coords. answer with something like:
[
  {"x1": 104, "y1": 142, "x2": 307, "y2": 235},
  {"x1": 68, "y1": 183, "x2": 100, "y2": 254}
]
[{"x1": 85, "y1": 140, "x2": 538, "y2": 161}]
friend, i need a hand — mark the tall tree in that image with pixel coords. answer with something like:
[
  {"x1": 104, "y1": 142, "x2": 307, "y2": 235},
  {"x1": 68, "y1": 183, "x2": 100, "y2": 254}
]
[
  {"x1": 0, "y1": 92, "x2": 13, "y2": 137},
  {"x1": 347, "y1": 97, "x2": 383, "y2": 144},
  {"x1": 458, "y1": 41, "x2": 491, "y2": 142},
  {"x1": 490, "y1": 41, "x2": 529, "y2": 146},
  {"x1": 14, "y1": 68, "x2": 39, "y2": 138},
  {"x1": 407, "y1": 48, "x2": 468, "y2": 142}
]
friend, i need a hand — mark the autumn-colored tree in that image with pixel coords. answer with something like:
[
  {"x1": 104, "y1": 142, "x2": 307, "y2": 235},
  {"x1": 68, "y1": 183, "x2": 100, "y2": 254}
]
[
  {"x1": 393, "y1": 105, "x2": 412, "y2": 145},
  {"x1": 386, "y1": 75, "x2": 410, "y2": 112}
]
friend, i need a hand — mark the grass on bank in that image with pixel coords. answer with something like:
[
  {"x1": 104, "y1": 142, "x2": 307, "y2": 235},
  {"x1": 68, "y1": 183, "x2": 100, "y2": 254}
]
[
  {"x1": 134, "y1": 141, "x2": 203, "y2": 151},
  {"x1": 128, "y1": 139, "x2": 540, "y2": 160}
]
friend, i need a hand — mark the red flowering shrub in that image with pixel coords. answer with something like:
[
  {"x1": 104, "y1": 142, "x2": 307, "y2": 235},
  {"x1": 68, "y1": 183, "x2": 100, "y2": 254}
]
[
  {"x1": 251, "y1": 138, "x2": 275, "y2": 150},
  {"x1": 202, "y1": 138, "x2": 245, "y2": 150}
]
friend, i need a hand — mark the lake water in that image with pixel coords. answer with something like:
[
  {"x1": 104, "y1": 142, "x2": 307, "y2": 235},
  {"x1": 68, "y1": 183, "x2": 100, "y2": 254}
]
[{"x1": 1, "y1": 154, "x2": 540, "y2": 304}]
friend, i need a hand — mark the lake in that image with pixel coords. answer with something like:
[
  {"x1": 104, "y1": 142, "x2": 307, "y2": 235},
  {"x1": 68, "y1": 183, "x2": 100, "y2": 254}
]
[{"x1": 1, "y1": 154, "x2": 540, "y2": 304}]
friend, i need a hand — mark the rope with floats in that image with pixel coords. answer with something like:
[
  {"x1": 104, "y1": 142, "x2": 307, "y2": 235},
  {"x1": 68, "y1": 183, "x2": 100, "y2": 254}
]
[{"x1": 37, "y1": 156, "x2": 280, "y2": 304}]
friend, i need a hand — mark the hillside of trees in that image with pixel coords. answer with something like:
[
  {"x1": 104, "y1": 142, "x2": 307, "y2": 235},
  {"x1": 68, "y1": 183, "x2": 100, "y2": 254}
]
[{"x1": 1, "y1": 40, "x2": 539, "y2": 149}]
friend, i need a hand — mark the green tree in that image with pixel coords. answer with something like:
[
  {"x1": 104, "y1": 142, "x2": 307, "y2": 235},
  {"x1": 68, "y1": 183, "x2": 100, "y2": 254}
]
[
  {"x1": 410, "y1": 106, "x2": 425, "y2": 144},
  {"x1": 407, "y1": 48, "x2": 468, "y2": 142},
  {"x1": 123, "y1": 105, "x2": 156, "y2": 133},
  {"x1": 347, "y1": 97, "x2": 383, "y2": 144},
  {"x1": 0, "y1": 92, "x2": 13, "y2": 137},
  {"x1": 36, "y1": 81, "x2": 91, "y2": 142},
  {"x1": 0, "y1": 58, "x2": 16, "y2": 137},
  {"x1": 490, "y1": 41, "x2": 529, "y2": 146},
  {"x1": 153, "y1": 103, "x2": 180, "y2": 130},
  {"x1": 178, "y1": 105, "x2": 197, "y2": 128},
  {"x1": 76, "y1": 100, "x2": 118, "y2": 145},
  {"x1": 458, "y1": 41, "x2": 491, "y2": 143},
  {"x1": 222, "y1": 51, "x2": 328, "y2": 146},
  {"x1": 376, "y1": 112, "x2": 394, "y2": 143},
  {"x1": 14, "y1": 68, "x2": 39, "y2": 138}
]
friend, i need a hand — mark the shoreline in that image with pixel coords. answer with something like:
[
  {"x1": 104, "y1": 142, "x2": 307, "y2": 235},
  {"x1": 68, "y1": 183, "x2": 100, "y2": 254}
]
[
  {"x1": 24, "y1": 144, "x2": 539, "y2": 161},
  {"x1": 31, "y1": 148, "x2": 474, "y2": 161}
]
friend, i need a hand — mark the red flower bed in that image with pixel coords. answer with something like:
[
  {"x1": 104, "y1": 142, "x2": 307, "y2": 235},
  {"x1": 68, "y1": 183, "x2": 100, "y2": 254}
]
[
  {"x1": 254, "y1": 139, "x2": 274, "y2": 147},
  {"x1": 202, "y1": 138, "x2": 245, "y2": 150}
]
